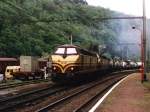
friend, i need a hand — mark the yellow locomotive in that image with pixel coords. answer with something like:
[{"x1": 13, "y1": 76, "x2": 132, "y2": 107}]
[{"x1": 51, "y1": 44, "x2": 110, "y2": 81}]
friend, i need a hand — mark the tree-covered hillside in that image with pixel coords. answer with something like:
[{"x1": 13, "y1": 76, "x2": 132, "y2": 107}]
[{"x1": 0, "y1": 0, "x2": 120, "y2": 57}]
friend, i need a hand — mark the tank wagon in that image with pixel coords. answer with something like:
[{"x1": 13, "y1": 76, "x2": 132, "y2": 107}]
[{"x1": 51, "y1": 44, "x2": 110, "y2": 82}]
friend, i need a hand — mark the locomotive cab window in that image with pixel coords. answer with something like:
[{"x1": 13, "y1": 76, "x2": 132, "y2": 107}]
[
  {"x1": 54, "y1": 47, "x2": 78, "y2": 55},
  {"x1": 55, "y1": 48, "x2": 65, "y2": 54},
  {"x1": 66, "y1": 48, "x2": 77, "y2": 54}
]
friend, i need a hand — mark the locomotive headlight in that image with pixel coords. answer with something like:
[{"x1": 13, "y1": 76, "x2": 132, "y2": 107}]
[
  {"x1": 70, "y1": 67, "x2": 74, "y2": 71},
  {"x1": 53, "y1": 67, "x2": 56, "y2": 70}
]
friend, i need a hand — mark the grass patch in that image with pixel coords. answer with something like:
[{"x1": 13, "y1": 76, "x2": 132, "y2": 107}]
[
  {"x1": 143, "y1": 73, "x2": 150, "y2": 89},
  {"x1": 143, "y1": 82, "x2": 150, "y2": 90}
]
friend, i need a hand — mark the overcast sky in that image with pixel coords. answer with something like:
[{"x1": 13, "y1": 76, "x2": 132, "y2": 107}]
[{"x1": 86, "y1": 0, "x2": 149, "y2": 18}]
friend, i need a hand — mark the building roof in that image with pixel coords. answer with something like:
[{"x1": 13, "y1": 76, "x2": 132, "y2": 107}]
[{"x1": 0, "y1": 58, "x2": 18, "y2": 62}]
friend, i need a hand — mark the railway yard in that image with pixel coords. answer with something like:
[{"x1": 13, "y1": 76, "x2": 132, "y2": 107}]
[
  {"x1": 0, "y1": 70, "x2": 140, "y2": 112},
  {"x1": 0, "y1": 0, "x2": 150, "y2": 112},
  {"x1": 0, "y1": 45, "x2": 144, "y2": 112}
]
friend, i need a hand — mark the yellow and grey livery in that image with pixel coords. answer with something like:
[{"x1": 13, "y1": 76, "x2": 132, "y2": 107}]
[{"x1": 51, "y1": 44, "x2": 110, "y2": 81}]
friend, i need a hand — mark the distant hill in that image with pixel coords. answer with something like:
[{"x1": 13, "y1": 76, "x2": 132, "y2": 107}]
[{"x1": 0, "y1": 0, "x2": 148, "y2": 61}]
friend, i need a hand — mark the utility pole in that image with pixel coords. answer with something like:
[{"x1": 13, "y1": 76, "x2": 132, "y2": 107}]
[
  {"x1": 142, "y1": 0, "x2": 147, "y2": 82},
  {"x1": 70, "y1": 34, "x2": 73, "y2": 45}
]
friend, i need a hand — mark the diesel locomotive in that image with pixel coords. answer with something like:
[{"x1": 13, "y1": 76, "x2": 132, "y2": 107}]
[{"x1": 51, "y1": 44, "x2": 110, "y2": 81}]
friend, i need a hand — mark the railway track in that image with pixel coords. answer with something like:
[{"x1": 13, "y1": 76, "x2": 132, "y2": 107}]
[
  {"x1": 36, "y1": 74, "x2": 127, "y2": 112},
  {"x1": 0, "y1": 70, "x2": 136, "y2": 90},
  {"x1": 0, "y1": 83, "x2": 69, "y2": 111},
  {"x1": 73, "y1": 80, "x2": 118, "y2": 112},
  {"x1": 0, "y1": 70, "x2": 137, "y2": 111},
  {"x1": 0, "y1": 79, "x2": 51, "y2": 90}
]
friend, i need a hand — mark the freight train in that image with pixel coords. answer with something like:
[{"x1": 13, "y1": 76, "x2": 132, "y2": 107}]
[
  {"x1": 51, "y1": 44, "x2": 108, "y2": 81},
  {"x1": 51, "y1": 44, "x2": 138, "y2": 82}
]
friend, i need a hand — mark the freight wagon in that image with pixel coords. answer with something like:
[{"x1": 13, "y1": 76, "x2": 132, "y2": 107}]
[{"x1": 12, "y1": 56, "x2": 45, "y2": 80}]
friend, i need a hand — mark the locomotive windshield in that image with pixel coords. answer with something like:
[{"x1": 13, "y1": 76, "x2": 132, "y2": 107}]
[
  {"x1": 54, "y1": 47, "x2": 77, "y2": 55},
  {"x1": 66, "y1": 48, "x2": 77, "y2": 54},
  {"x1": 55, "y1": 48, "x2": 65, "y2": 54}
]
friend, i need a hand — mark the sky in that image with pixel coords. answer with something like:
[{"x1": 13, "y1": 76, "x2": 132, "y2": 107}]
[{"x1": 86, "y1": 0, "x2": 149, "y2": 18}]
